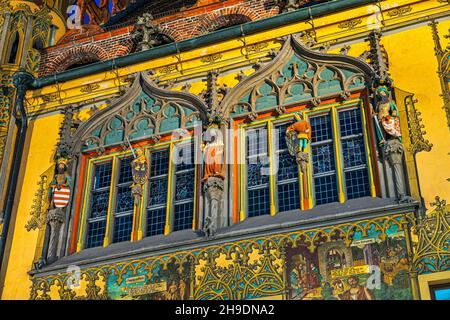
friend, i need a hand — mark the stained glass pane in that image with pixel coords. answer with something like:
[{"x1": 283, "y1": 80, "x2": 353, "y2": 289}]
[
  {"x1": 310, "y1": 114, "x2": 338, "y2": 205},
  {"x1": 147, "y1": 149, "x2": 170, "y2": 237},
  {"x1": 246, "y1": 127, "x2": 271, "y2": 217},
  {"x1": 278, "y1": 182, "x2": 300, "y2": 212},
  {"x1": 275, "y1": 122, "x2": 300, "y2": 212},
  {"x1": 150, "y1": 149, "x2": 170, "y2": 176},
  {"x1": 112, "y1": 157, "x2": 134, "y2": 244},
  {"x1": 175, "y1": 143, "x2": 195, "y2": 171},
  {"x1": 147, "y1": 207, "x2": 166, "y2": 236},
  {"x1": 345, "y1": 169, "x2": 370, "y2": 200},
  {"x1": 113, "y1": 214, "x2": 133, "y2": 243},
  {"x1": 175, "y1": 171, "x2": 195, "y2": 201},
  {"x1": 173, "y1": 142, "x2": 195, "y2": 231},
  {"x1": 118, "y1": 157, "x2": 133, "y2": 184},
  {"x1": 248, "y1": 188, "x2": 271, "y2": 217},
  {"x1": 148, "y1": 179, "x2": 168, "y2": 206},
  {"x1": 341, "y1": 138, "x2": 366, "y2": 168},
  {"x1": 86, "y1": 220, "x2": 106, "y2": 249},
  {"x1": 173, "y1": 202, "x2": 194, "y2": 231},
  {"x1": 92, "y1": 162, "x2": 112, "y2": 189},
  {"x1": 312, "y1": 144, "x2": 335, "y2": 174},
  {"x1": 314, "y1": 175, "x2": 338, "y2": 205},
  {"x1": 339, "y1": 108, "x2": 370, "y2": 200},
  {"x1": 90, "y1": 190, "x2": 110, "y2": 218},
  {"x1": 310, "y1": 115, "x2": 333, "y2": 143},
  {"x1": 86, "y1": 162, "x2": 112, "y2": 248},
  {"x1": 339, "y1": 108, "x2": 363, "y2": 137},
  {"x1": 115, "y1": 186, "x2": 134, "y2": 213}
]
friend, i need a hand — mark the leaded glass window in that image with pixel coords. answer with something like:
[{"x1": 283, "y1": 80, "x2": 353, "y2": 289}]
[
  {"x1": 86, "y1": 162, "x2": 112, "y2": 248},
  {"x1": 275, "y1": 122, "x2": 300, "y2": 212},
  {"x1": 310, "y1": 114, "x2": 339, "y2": 205},
  {"x1": 147, "y1": 149, "x2": 170, "y2": 236},
  {"x1": 246, "y1": 127, "x2": 271, "y2": 217},
  {"x1": 173, "y1": 143, "x2": 195, "y2": 231},
  {"x1": 338, "y1": 108, "x2": 370, "y2": 199},
  {"x1": 113, "y1": 157, "x2": 134, "y2": 243}
]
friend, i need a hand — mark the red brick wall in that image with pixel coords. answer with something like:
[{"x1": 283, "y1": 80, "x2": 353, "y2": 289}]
[{"x1": 38, "y1": 0, "x2": 280, "y2": 76}]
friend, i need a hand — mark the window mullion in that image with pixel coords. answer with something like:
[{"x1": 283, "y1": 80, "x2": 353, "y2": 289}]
[
  {"x1": 103, "y1": 156, "x2": 118, "y2": 247},
  {"x1": 359, "y1": 102, "x2": 377, "y2": 197},
  {"x1": 267, "y1": 121, "x2": 277, "y2": 216},
  {"x1": 164, "y1": 143, "x2": 175, "y2": 235},
  {"x1": 331, "y1": 108, "x2": 345, "y2": 203}
]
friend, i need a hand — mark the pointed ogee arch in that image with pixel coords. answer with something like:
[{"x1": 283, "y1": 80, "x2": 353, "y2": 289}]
[
  {"x1": 70, "y1": 72, "x2": 208, "y2": 154},
  {"x1": 220, "y1": 35, "x2": 375, "y2": 117}
]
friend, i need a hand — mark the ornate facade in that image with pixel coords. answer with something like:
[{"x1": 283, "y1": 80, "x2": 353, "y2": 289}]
[{"x1": 0, "y1": 0, "x2": 449, "y2": 300}]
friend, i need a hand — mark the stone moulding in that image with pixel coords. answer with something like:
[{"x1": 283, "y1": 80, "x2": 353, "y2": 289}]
[{"x1": 219, "y1": 35, "x2": 374, "y2": 117}]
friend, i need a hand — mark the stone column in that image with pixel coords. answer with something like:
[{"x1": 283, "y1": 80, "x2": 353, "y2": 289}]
[{"x1": 202, "y1": 177, "x2": 224, "y2": 238}]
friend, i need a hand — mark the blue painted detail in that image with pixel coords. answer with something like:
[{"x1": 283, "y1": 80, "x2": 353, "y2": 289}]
[
  {"x1": 255, "y1": 82, "x2": 277, "y2": 110},
  {"x1": 104, "y1": 116, "x2": 124, "y2": 145}
]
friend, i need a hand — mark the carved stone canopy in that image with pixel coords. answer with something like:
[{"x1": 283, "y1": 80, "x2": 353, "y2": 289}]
[
  {"x1": 69, "y1": 72, "x2": 209, "y2": 154},
  {"x1": 220, "y1": 35, "x2": 375, "y2": 118}
]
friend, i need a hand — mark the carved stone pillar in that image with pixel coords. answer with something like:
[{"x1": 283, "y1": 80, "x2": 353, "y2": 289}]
[
  {"x1": 202, "y1": 177, "x2": 225, "y2": 238},
  {"x1": 46, "y1": 207, "x2": 65, "y2": 264}
]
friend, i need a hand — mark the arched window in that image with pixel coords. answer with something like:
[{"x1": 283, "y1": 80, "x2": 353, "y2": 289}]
[
  {"x1": 6, "y1": 32, "x2": 20, "y2": 64},
  {"x1": 223, "y1": 36, "x2": 378, "y2": 220},
  {"x1": 242, "y1": 104, "x2": 372, "y2": 216},
  {"x1": 83, "y1": 140, "x2": 197, "y2": 249},
  {"x1": 73, "y1": 73, "x2": 207, "y2": 251}
]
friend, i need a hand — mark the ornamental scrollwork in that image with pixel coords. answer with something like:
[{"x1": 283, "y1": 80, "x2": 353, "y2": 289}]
[
  {"x1": 412, "y1": 196, "x2": 450, "y2": 274},
  {"x1": 404, "y1": 94, "x2": 433, "y2": 155},
  {"x1": 429, "y1": 21, "x2": 450, "y2": 129}
]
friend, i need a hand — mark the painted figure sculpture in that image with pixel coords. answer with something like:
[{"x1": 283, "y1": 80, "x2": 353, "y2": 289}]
[{"x1": 131, "y1": 148, "x2": 149, "y2": 206}]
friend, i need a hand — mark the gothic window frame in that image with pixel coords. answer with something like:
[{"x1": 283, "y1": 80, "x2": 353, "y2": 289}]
[
  {"x1": 76, "y1": 135, "x2": 199, "y2": 250},
  {"x1": 237, "y1": 98, "x2": 376, "y2": 221},
  {"x1": 68, "y1": 72, "x2": 207, "y2": 253}
]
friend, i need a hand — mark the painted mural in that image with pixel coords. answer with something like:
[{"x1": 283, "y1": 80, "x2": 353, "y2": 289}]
[
  {"x1": 286, "y1": 227, "x2": 412, "y2": 300},
  {"x1": 107, "y1": 259, "x2": 192, "y2": 300},
  {"x1": 29, "y1": 213, "x2": 419, "y2": 300}
]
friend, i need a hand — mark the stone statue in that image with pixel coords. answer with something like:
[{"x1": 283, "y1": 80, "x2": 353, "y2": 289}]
[
  {"x1": 130, "y1": 148, "x2": 149, "y2": 206},
  {"x1": 373, "y1": 85, "x2": 402, "y2": 145},
  {"x1": 286, "y1": 112, "x2": 311, "y2": 152},
  {"x1": 202, "y1": 116, "x2": 225, "y2": 181},
  {"x1": 286, "y1": 112, "x2": 312, "y2": 208},
  {"x1": 131, "y1": 13, "x2": 162, "y2": 52},
  {"x1": 48, "y1": 156, "x2": 72, "y2": 209},
  {"x1": 202, "y1": 116, "x2": 226, "y2": 238},
  {"x1": 286, "y1": 112, "x2": 311, "y2": 174},
  {"x1": 46, "y1": 155, "x2": 72, "y2": 264}
]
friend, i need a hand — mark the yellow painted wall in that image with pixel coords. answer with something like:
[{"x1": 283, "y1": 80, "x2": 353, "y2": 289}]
[
  {"x1": 1, "y1": 0, "x2": 449, "y2": 300},
  {"x1": 383, "y1": 22, "x2": 450, "y2": 211},
  {"x1": 0, "y1": 113, "x2": 63, "y2": 300}
]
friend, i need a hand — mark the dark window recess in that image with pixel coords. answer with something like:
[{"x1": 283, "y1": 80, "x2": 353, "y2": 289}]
[
  {"x1": 147, "y1": 149, "x2": 170, "y2": 236},
  {"x1": 246, "y1": 127, "x2": 271, "y2": 217},
  {"x1": 86, "y1": 162, "x2": 112, "y2": 249}
]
